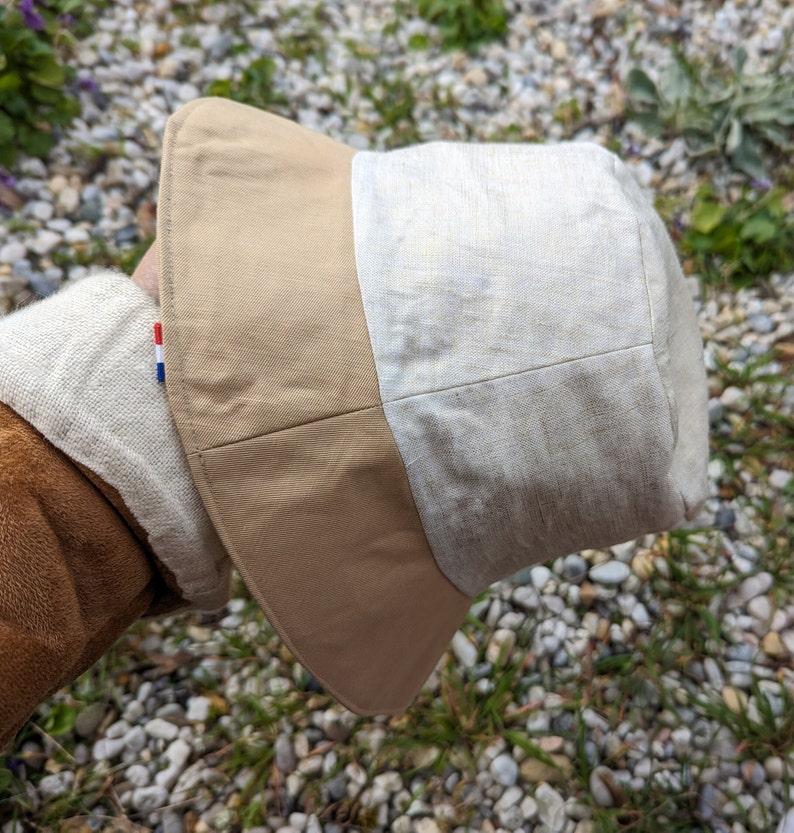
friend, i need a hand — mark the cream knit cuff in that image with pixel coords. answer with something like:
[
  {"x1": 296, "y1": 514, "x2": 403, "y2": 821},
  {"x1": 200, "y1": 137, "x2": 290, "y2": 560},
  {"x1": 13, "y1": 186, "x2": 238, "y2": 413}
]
[{"x1": 0, "y1": 272, "x2": 231, "y2": 610}]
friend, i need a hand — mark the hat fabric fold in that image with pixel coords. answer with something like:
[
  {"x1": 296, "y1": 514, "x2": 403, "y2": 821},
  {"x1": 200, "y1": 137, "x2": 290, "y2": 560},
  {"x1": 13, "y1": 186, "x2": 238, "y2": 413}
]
[{"x1": 158, "y1": 98, "x2": 708, "y2": 715}]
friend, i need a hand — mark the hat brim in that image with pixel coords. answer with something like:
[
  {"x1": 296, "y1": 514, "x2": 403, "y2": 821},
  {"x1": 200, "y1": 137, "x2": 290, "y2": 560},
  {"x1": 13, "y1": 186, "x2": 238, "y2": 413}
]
[{"x1": 158, "y1": 98, "x2": 471, "y2": 715}]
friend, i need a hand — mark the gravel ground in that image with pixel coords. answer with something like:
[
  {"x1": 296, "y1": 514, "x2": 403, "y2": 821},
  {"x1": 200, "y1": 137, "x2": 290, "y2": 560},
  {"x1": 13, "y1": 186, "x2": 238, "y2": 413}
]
[{"x1": 1, "y1": 1, "x2": 793, "y2": 832}]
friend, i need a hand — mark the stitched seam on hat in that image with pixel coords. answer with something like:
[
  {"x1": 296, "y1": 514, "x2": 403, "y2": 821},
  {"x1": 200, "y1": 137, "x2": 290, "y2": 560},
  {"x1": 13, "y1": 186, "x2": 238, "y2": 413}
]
[
  {"x1": 615, "y1": 155, "x2": 684, "y2": 519},
  {"x1": 159, "y1": 99, "x2": 206, "y2": 462},
  {"x1": 197, "y1": 342, "x2": 653, "y2": 452},
  {"x1": 158, "y1": 100, "x2": 236, "y2": 603}
]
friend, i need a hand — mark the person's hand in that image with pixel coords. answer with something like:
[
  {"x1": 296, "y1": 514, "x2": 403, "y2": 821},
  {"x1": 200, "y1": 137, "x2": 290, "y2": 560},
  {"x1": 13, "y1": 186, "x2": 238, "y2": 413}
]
[{"x1": 131, "y1": 241, "x2": 159, "y2": 303}]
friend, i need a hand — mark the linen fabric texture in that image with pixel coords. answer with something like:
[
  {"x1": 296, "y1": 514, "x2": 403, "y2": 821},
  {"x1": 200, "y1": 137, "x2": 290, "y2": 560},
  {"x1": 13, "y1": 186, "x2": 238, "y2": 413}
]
[
  {"x1": 158, "y1": 99, "x2": 708, "y2": 715},
  {"x1": 0, "y1": 272, "x2": 231, "y2": 610}
]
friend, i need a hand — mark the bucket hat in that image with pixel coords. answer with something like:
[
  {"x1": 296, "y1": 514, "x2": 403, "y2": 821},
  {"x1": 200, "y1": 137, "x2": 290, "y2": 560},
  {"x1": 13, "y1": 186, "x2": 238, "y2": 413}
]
[{"x1": 157, "y1": 98, "x2": 708, "y2": 715}]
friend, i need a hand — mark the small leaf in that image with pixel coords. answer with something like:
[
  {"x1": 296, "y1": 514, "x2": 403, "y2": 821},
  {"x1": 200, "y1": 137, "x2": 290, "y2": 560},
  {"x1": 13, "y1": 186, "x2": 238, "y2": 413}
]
[
  {"x1": 731, "y1": 134, "x2": 766, "y2": 179},
  {"x1": 734, "y1": 46, "x2": 748, "y2": 75},
  {"x1": 43, "y1": 702, "x2": 77, "y2": 736},
  {"x1": 725, "y1": 117, "x2": 743, "y2": 153},
  {"x1": 0, "y1": 111, "x2": 14, "y2": 144},
  {"x1": 740, "y1": 215, "x2": 777, "y2": 244},
  {"x1": 0, "y1": 71, "x2": 21, "y2": 94},
  {"x1": 691, "y1": 200, "x2": 727, "y2": 234},
  {"x1": 658, "y1": 60, "x2": 691, "y2": 109},
  {"x1": 625, "y1": 68, "x2": 658, "y2": 105},
  {"x1": 205, "y1": 79, "x2": 232, "y2": 99},
  {"x1": 28, "y1": 60, "x2": 66, "y2": 88},
  {"x1": 755, "y1": 122, "x2": 789, "y2": 149},
  {"x1": 0, "y1": 766, "x2": 13, "y2": 792}
]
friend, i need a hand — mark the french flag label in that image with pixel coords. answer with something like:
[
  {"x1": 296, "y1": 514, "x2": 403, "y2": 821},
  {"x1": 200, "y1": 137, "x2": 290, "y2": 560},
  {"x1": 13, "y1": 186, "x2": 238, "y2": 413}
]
[{"x1": 154, "y1": 322, "x2": 165, "y2": 383}]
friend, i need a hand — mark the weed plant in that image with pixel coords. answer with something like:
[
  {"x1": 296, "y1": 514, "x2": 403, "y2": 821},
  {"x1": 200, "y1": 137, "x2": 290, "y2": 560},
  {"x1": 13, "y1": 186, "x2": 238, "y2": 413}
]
[
  {"x1": 205, "y1": 56, "x2": 291, "y2": 116},
  {"x1": 413, "y1": 0, "x2": 508, "y2": 51},
  {"x1": 626, "y1": 47, "x2": 794, "y2": 179},
  {"x1": 677, "y1": 186, "x2": 794, "y2": 289},
  {"x1": 0, "y1": 0, "x2": 97, "y2": 169}
]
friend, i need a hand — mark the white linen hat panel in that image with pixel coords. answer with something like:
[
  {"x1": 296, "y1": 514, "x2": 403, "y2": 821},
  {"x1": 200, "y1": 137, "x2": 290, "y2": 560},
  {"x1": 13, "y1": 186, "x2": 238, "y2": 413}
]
[{"x1": 350, "y1": 141, "x2": 706, "y2": 596}]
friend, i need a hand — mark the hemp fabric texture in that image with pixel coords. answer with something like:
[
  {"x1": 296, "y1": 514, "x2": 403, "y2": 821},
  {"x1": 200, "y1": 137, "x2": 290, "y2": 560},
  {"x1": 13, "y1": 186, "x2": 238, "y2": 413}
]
[{"x1": 158, "y1": 98, "x2": 708, "y2": 715}]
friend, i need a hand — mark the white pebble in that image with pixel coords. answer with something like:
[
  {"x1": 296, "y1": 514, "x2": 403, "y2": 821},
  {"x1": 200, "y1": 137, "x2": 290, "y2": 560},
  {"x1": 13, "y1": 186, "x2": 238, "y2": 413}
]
[
  {"x1": 630, "y1": 603, "x2": 652, "y2": 629},
  {"x1": 372, "y1": 770, "x2": 403, "y2": 793},
  {"x1": 155, "y1": 738, "x2": 192, "y2": 789},
  {"x1": 123, "y1": 700, "x2": 145, "y2": 723},
  {"x1": 125, "y1": 764, "x2": 150, "y2": 788},
  {"x1": 145, "y1": 718, "x2": 179, "y2": 741},
  {"x1": 297, "y1": 755, "x2": 323, "y2": 777},
  {"x1": 31, "y1": 230, "x2": 63, "y2": 255},
  {"x1": 486, "y1": 628, "x2": 516, "y2": 665},
  {"x1": 58, "y1": 186, "x2": 80, "y2": 214},
  {"x1": 495, "y1": 784, "x2": 524, "y2": 812},
  {"x1": 721, "y1": 386, "x2": 750, "y2": 412},
  {"x1": 535, "y1": 782, "x2": 566, "y2": 828},
  {"x1": 178, "y1": 82, "x2": 200, "y2": 102},
  {"x1": 38, "y1": 771, "x2": 74, "y2": 800},
  {"x1": 589, "y1": 561, "x2": 630, "y2": 586},
  {"x1": 589, "y1": 766, "x2": 615, "y2": 807},
  {"x1": 0, "y1": 242, "x2": 26, "y2": 263},
  {"x1": 131, "y1": 785, "x2": 169, "y2": 813},
  {"x1": 490, "y1": 753, "x2": 519, "y2": 786},
  {"x1": 530, "y1": 565, "x2": 553, "y2": 588},
  {"x1": 521, "y1": 795, "x2": 539, "y2": 821},
  {"x1": 451, "y1": 630, "x2": 478, "y2": 668},
  {"x1": 28, "y1": 201, "x2": 54, "y2": 221},
  {"x1": 736, "y1": 572, "x2": 773, "y2": 604},
  {"x1": 124, "y1": 725, "x2": 147, "y2": 753},
  {"x1": 92, "y1": 737, "x2": 126, "y2": 761},
  {"x1": 64, "y1": 227, "x2": 90, "y2": 244},
  {"x1": 186, "y1": 695, "x2": 211, "y2": 722}
]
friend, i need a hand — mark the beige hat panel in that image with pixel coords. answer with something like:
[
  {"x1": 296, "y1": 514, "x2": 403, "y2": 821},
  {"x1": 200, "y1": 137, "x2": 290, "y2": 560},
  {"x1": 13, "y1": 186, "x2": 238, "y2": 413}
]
[
  {"x1": 159, "y1": 98, "x2": 380, "y2": 451},
  {"x1": 159, "y1": 99, "x2": 472, "y2": 715},
  {"x1": 190, "y1": 406, "x2": 471, "y2": 715}
]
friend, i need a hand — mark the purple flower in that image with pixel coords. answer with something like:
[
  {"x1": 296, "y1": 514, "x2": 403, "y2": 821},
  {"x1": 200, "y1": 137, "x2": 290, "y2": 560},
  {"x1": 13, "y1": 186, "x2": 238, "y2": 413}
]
[
  {"x1": 57, "y1": 12, "x2": 75, "y2": 26},
  {"x1": 5, "y1": 756, "x2": 23, "y2": 777},
  {"x1": 0, "y1": 169, "x2": 16, "y2": 189},
  {"x1": 750, "y1": 177, "x2": 772, "y2": 191},
  {"x1": 19, "y1": 0, "x2": 45, "y2": 31},
  {"x1": 78, "y1": 74, "x2": 98, "y2": 93}
]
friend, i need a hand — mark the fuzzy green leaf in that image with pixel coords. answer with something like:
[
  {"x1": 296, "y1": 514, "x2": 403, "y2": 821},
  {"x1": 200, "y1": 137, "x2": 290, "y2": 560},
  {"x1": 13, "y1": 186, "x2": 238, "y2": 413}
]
[
  {"x1": 725, "y1": 117, "x2": 743, "y2": 153},
  {"x1": 658, "y1": 60, "x2": 691, "y2": 109},
  {"x1": 740, "y1": 215, "x2": 778, "y2": 244},
  {"x1": 691, "y1": 200, "x2": 727, "y2": 235},
  {"x1": 730, "y1": 134, "x2": 766, "y2": 179},
  {"x1": 625, "y1": 68, "x2": 658, "y2": 105}
]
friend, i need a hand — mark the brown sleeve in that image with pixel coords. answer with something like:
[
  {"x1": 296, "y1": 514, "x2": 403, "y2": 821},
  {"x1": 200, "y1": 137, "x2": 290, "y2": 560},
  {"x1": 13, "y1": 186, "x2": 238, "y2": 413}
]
[{"x1": 0, "y1": 403, "x2": 184, "y2": 749}]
